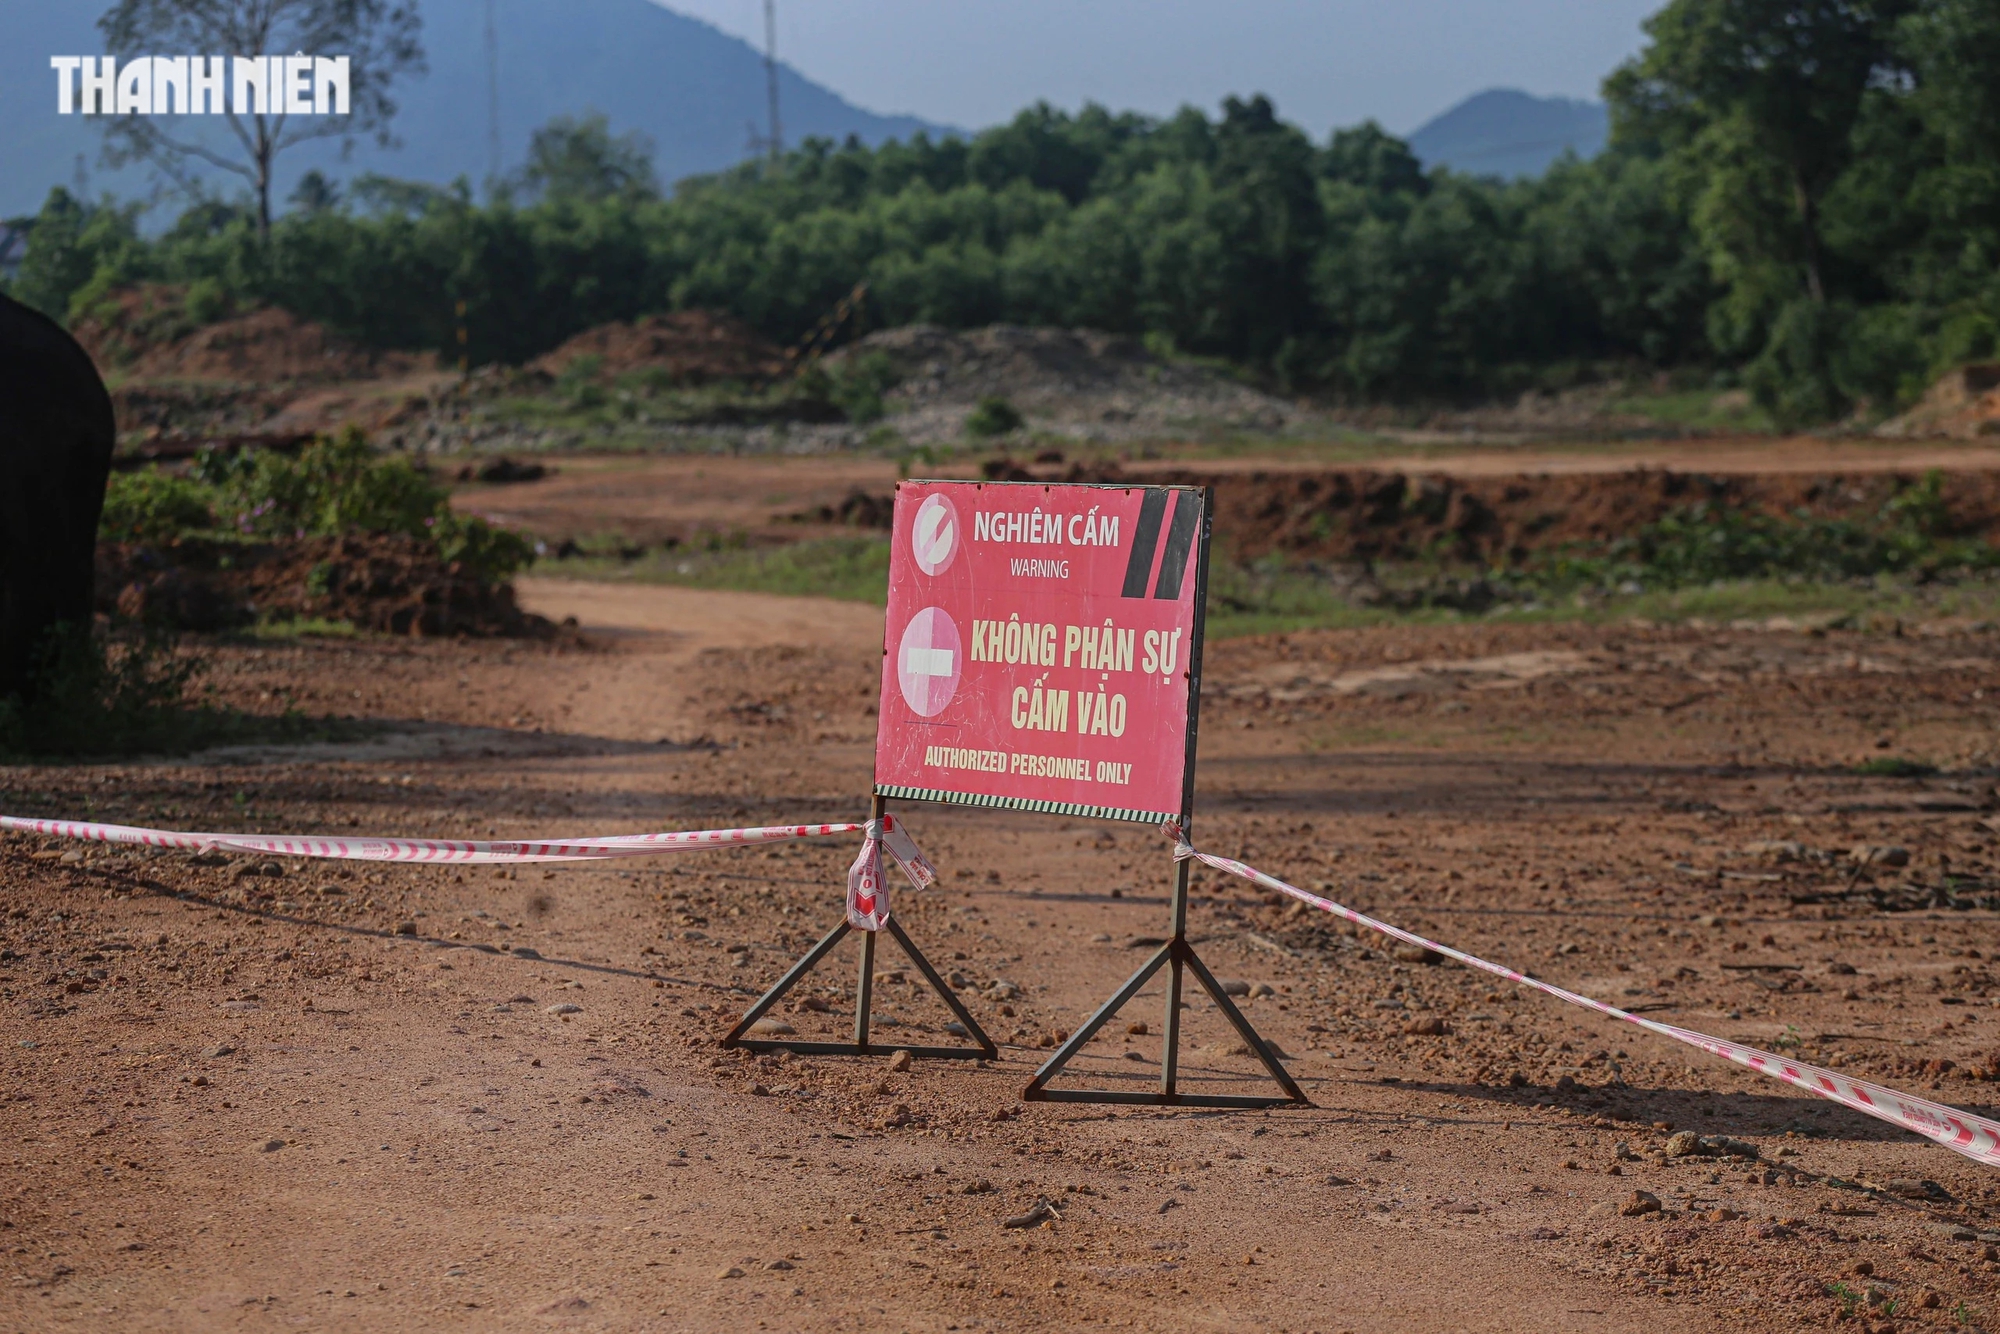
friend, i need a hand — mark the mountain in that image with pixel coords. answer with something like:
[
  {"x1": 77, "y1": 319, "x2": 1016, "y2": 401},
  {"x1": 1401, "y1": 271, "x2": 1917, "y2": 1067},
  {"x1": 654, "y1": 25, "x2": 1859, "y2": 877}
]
[
  {"x1": 1406, "y1": 89, "x2": 1607, "y2": 180},
  {"x1": 0, "y1": 0, "x2": 950, "y2": 220}
]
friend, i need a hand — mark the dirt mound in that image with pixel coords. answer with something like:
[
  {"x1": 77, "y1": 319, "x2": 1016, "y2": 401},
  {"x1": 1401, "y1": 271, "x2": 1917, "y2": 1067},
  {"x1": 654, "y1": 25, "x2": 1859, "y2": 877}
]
[
  {"x1": 528, "y1": 310, "x2": 786, "y2": 384},
  {"x1": 127, "y1": 307, "x2": 432, "y2": 384},
  {"x1": 1878, "y1": 362, "x2": 2000, "y2": 439},
  {"x1": 987, "y1": 459, "x2": 2000, "y2": 563},
  {"x1": 824, "y1": 324, "x2": 1297, "y2": 442},
  {"x1": 96, "y1": 533, "x2": 554, "y2": 638},
  {"x1": 70, "y1": 282, "x2": 204, "y2": 370}
]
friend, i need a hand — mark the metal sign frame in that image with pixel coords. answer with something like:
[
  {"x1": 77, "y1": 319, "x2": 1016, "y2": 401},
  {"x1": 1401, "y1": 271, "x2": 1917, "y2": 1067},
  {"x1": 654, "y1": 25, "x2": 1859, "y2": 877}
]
[
  {"x1": 722, "y1": 794, "x2": 998, "y2": 1062},
  {"x1": 1013, "y1": 486, "x2": 1306, "y2": 1108}
]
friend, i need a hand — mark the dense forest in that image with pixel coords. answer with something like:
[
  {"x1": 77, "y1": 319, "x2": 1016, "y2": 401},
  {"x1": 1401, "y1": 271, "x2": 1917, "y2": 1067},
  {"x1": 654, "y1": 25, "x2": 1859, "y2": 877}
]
[{"x1": 7, "y1": 0, "x2": 2000, "y2": 426}]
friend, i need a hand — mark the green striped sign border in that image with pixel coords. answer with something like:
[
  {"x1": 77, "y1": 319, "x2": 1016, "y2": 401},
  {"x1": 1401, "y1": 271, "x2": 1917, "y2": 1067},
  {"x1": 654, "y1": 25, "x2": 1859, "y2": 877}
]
[{"x1": 874, "y1": 785, "x2": 1171, "y2": 827}]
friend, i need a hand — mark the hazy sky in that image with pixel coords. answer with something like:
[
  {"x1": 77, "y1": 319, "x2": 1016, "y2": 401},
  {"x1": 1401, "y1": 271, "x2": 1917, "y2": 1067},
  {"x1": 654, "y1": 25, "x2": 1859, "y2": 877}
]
[{"x1": 660, "y1": 0, "x2": 1663, "y2": 136}]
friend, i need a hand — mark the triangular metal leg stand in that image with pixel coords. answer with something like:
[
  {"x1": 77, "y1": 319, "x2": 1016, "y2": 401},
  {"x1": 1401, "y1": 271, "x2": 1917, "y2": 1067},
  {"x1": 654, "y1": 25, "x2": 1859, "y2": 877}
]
[
  {"x1": 1022, "y1": 934, "x2": 1311, "y2": 1107},
  {"x1": 722, "y1": 915, "x2": 998, "y2": 1060}
]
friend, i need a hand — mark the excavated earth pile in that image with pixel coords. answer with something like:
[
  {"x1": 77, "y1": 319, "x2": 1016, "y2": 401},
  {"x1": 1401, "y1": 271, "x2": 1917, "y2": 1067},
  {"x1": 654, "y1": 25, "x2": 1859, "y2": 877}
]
[
  {"x1": 95, "y1": 534, "x2": 553, "y2": 638},
  {"x1": 981, "y1": 461, "x2": 2000, "y2": 564}
]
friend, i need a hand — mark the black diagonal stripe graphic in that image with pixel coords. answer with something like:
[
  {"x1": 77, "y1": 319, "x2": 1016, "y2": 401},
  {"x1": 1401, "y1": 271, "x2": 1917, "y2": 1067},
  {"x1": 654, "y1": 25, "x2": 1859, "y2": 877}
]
[
  {"x1": 1151, "y1": 490, "x2": 1200, "y2": 599},
  {"x1": 1120, "y1": 489, "x2": 1169, "y2": 598}
]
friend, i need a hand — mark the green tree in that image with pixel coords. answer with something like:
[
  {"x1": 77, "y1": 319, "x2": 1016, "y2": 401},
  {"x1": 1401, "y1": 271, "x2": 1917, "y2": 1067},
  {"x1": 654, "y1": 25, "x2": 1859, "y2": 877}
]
[
  {"x1": 10, "y1": 187, "x2": 150, "y2": 323},
  {"x1": 1607, "y1": 0, "x2": 1916, "y2": 311},
  {"x1": 515, "y1": 113, "x2": 660, "y2": 203}
]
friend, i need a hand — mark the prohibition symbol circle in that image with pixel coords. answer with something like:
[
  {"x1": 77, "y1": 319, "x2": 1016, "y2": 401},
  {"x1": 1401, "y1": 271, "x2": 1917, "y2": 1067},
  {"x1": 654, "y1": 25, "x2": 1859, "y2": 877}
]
[
  {"x1": 911, "y1": 493, "x2": 959, "y2": 576},
  {"x1": 896, "y1": 607, "x2": 962, "y2": 717}
]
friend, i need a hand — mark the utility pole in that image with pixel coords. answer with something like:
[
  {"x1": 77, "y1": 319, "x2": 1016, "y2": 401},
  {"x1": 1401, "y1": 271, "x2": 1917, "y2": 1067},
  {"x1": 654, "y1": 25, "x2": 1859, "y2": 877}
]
[
  {"x1": 485, "y1": 0, "x2": 502, "y2": 186},
  {"x1": 763, "y1": 0, "x2": 782, "y2": 171}
]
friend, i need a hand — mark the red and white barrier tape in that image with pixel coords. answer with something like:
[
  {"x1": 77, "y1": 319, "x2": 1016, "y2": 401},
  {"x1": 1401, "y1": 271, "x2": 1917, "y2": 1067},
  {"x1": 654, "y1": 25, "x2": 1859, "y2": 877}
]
[
  {"x1": 844, "y1": 817, "x2": 938, "y2": 931},
  {"x1": 0, "y1": 812, "x2": 937, "y2": 931},
  {"x1": 1167, "y1": 824, "x2": 2000, "y2": 1170}
]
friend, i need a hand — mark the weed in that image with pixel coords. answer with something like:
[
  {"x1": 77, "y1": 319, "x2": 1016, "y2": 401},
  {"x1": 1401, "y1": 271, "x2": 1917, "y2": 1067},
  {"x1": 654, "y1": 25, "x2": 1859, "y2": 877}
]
[
  {"x1": 0, "y1": 623, "x2": 331, "y2": 759},
  {"x1": 1952, "y1": 1299, "x2": 1977, "y2": 1326},
  {"x1": 1852, "y1": 757, "x2": 1939, "y2": 778},
  {"x1": 1827, "y1": 1281, "x2": 1861, "y2": 1318}
]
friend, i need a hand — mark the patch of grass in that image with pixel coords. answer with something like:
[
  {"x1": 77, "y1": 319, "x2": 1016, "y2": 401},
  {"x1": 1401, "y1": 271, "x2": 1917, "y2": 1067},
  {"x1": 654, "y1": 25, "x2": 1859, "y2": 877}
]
[
  {"x1": 1523, "y1": 471, "x2": 1997, "y2": 593},
  {"x1": 1201, "y1": 547, "x2": 2000, "y2": 640},
  {"x1": 1606, "y1": 387, "x2": 1776, "y2": 432},
  {"x1": 1851, "y1": 756, "x2": 1939, "y2": 778},
  {"x1": 242, "y1": 617, "x2": 359, "y2": 641},
  {"x1": 542, "y1": 535, "x2": 893, "y2": 604}
]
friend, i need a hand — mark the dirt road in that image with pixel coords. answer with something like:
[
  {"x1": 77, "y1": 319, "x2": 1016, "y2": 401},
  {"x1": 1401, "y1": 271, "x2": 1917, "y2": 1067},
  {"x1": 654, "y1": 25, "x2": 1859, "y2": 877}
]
[{"x1": 3, "y1": 580, "x2": 1999, "y2": 1332}]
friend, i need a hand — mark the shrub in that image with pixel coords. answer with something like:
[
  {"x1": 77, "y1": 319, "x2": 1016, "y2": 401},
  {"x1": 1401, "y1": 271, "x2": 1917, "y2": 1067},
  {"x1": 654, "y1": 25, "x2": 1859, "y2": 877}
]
[
  {"x1": 104, "y1": 429, "x2": 535, "y2": 581},
  {"x1": 964, "y1": 395, "x2": 1025, "y2": 437},
  {"x1": 99, "y1": 469, "x2": 216, "y2": 543},
  {"x1": 823, "y1": 350, "x2": 901, "y2": 424}
]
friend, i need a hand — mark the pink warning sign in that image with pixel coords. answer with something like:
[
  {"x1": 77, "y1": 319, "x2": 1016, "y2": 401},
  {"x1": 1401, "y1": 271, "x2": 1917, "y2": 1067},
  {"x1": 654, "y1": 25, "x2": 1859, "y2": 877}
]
[{"x1": 873, "y1": 480, "x2": 1208, "y2": 824}]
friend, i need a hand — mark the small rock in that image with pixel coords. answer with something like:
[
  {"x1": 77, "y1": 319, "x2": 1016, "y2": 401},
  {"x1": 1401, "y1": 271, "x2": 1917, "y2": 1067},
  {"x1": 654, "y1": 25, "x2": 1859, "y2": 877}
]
[
  {"x1": 749, "y1": 1083, "x2": 771, "y2": 1097},
  {"x1": 748, "y1": 1017, "x2": 795, "y2": 1036},
  {"x1": 1619, "y1": 1190, "x2": 1662, "y2": 1217},
  {"x1": 888, "y1": 1050, "x2": 913, "y2": 1073},
  {"x1": 1248, "y1": 982, "x2": 1276, "y2": 999},
  {"x1": 1403, "y1": 1016, "x2": 1449, "y2": 1037},
  {"x1": 394, "y1": 921, "x2": 417, "y2": 936},
  {"x1": 717, "y1": 1266, "x2": 745, "y2": 1279},
  {"x1": 1392, "y1": 944, "x2": 1443, "y2": 966},
  {"x1": 1853, "y1": 845, "x2": 1911, "y2": 868},
  {"x1": 962, "y1": 1179, "x2": 995, "y2": 1194},
  {"x1": 1707, "y1": 1208, "x2": 1742, "y2": 1222},
  {"x1": 1218, "y1": 980, "x2": 1252, "y2": 997},
  {"x1": 545, "y1": 1003, "x2": 583, "y2": 1016},
  {"x1": 1664, "y1": 1131, "x2": 1704, "y2": 1158},
  {"x1": 765, "y1": 1259, "x2": 794, "y2": 1271},
  {"x1": 209, "y1": 1044, "x2": 235, "y2": 1058},
  {"x1": 1928, "y1": 1221, "x2": 1977, "y2": 1242},
  {"x1": 258, "y1": 1138, "x2": 286, "y2": 1153},
  {"x1": 880, "y1": 1104, "x2": 913, "y2": 1129},
  {"x1": 536, "y1": 1297, "x2": 590, "y2": 1315},
  {"x1": 1126, "y1": 1021, "x2": 1148, "y2": 1036},
  {"x1": 509, "y1": 947, "x2": 541, "y2": 960}
]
